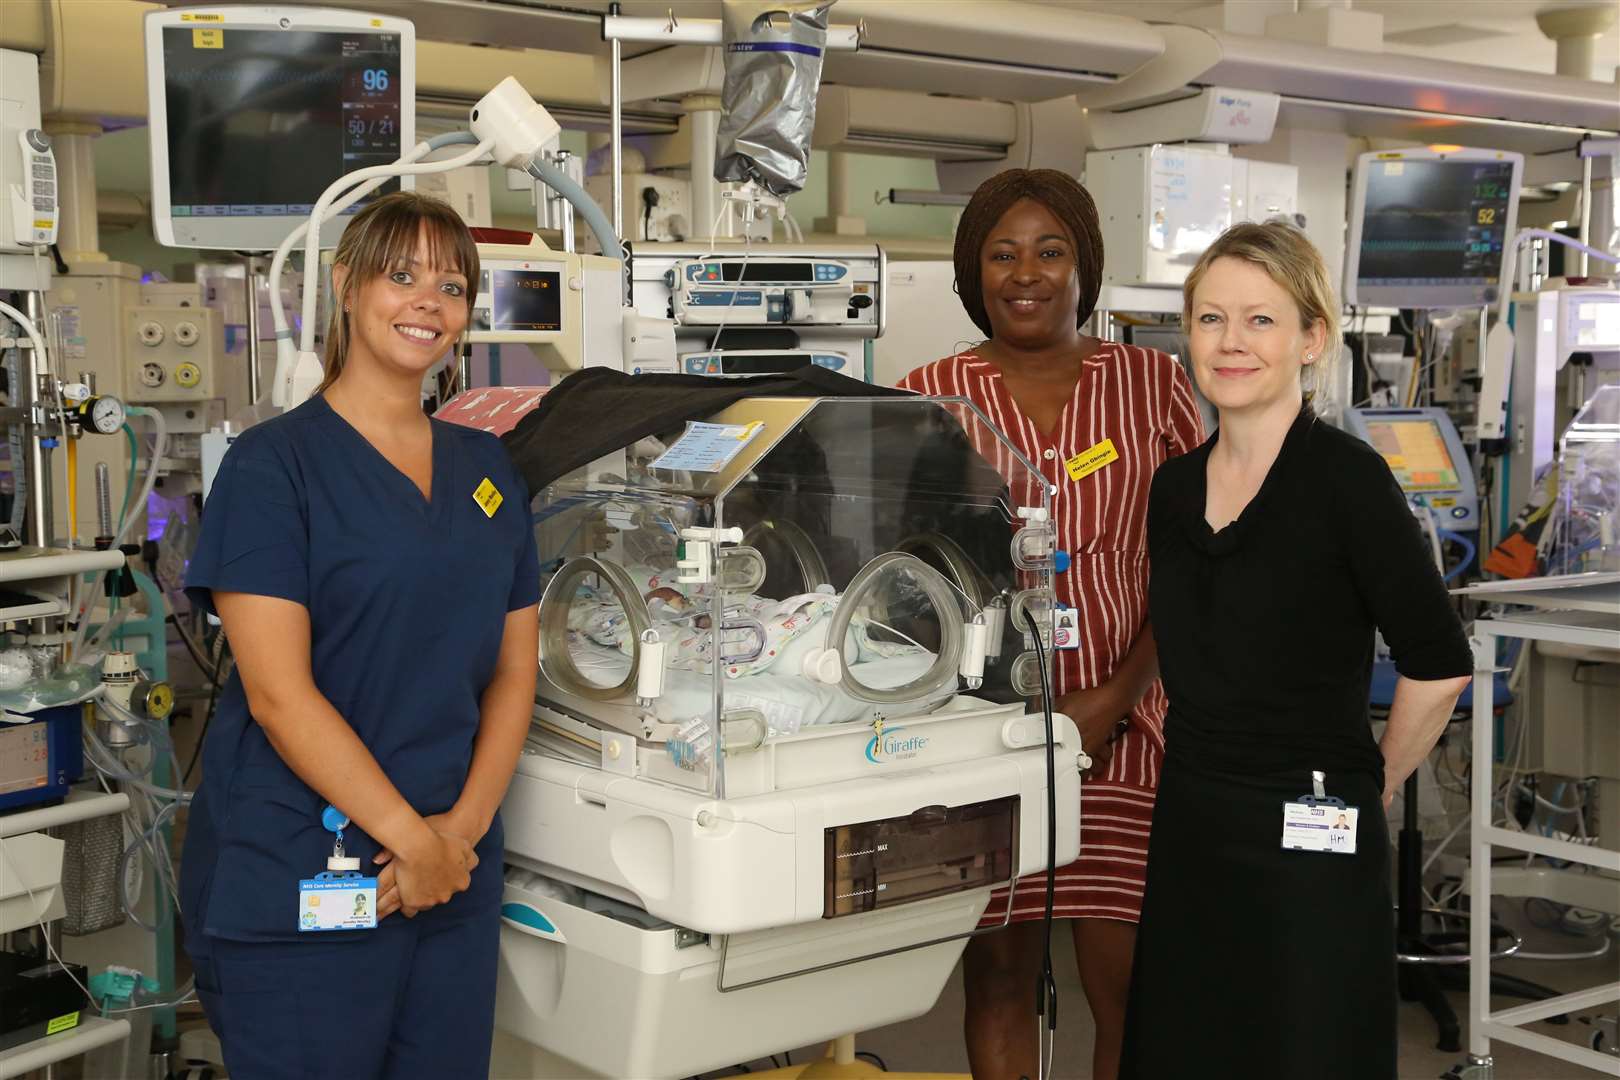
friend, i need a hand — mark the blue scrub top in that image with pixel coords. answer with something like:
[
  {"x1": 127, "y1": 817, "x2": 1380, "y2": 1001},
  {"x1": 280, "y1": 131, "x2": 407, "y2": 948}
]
[{"x1": 180, "y1": 395, "x2": 539, "y2": 943}]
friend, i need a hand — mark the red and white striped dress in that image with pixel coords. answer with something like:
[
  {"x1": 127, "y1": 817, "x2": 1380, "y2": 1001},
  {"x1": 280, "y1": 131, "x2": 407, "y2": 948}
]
[{"x1": 900, "y1": 344, "x2": 1206, "y2": 924}]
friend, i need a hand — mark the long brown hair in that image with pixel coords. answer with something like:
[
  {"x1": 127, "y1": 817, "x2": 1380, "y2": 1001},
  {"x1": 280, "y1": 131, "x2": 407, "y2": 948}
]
[
  {"x1": 316, "y1": 191, "x2": 480, "y2": 396},
  {"x1": 952, "y1": 169, "x2": 1106, "y2": 339}
]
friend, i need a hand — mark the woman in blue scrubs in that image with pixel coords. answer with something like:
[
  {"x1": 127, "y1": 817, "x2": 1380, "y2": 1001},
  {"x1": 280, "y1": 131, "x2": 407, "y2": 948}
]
[{"x1": 180, "y1": 191, "x2": 540, "y2": 1078}]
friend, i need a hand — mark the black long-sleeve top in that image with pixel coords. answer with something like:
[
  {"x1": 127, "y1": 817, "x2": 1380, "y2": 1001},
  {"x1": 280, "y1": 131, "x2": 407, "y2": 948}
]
[{"x1": 1146, "y1": 406, "x2": 1474, "y2": 787}]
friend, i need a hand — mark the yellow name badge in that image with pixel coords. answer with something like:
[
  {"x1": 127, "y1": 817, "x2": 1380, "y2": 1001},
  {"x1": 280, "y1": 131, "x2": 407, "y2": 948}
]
[
  {"x1": 472, "y1": 477, "x2": 503, "y2": 518},
  {"x1": 1064, "y1": 438, "x2": 1119, "y2": 482}
]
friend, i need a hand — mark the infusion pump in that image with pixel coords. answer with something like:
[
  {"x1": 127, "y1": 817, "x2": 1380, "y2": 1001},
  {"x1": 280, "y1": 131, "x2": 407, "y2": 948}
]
[
  {"x1": 628, "y1": 242, "x2": 884, "y2": 380},
  {"x1": 630, "y1": 243, "x2": 884, "y2": 338}
]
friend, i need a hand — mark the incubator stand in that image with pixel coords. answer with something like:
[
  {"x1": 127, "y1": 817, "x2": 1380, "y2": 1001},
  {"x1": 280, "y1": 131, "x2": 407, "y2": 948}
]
[
  {"x1": 1552, "y1": 384, "x2": 1620, "y2": 575},
  {"x1": 496, "y1": 396, "x2": 1084, "y2": 1079}
]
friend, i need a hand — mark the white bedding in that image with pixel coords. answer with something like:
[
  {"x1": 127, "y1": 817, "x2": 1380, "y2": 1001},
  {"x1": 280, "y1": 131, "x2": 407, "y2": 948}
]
[{"x1": 567, "y1": 640, "x2": 943, "y2": 735}]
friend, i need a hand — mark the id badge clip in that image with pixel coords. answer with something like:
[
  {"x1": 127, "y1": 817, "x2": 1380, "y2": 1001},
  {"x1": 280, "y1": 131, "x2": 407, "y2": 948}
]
[
  {"x1": 298, "y1": 805, "x2": 378, "y2": 932},
  {"x1": 1280, "y1": 770, "x2": 1359, "y2": 855}
]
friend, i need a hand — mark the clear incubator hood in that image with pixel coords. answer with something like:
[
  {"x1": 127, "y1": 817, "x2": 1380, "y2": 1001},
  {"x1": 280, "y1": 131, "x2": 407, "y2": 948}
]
[
  {"x1": 529, "y1": 394, "x2": 1057, "y2": 799},
  {"x1": 495, "y1": 394, "x2": 1082, "y2": 1078}
]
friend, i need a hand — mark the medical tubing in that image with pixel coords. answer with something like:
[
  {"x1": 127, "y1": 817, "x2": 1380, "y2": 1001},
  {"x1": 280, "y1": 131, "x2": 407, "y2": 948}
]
[
  {"x1": 1437, "y1": 529, "x2": 1477, "y2": 582},
  {"x1": 68, "y1": 406, "x2": 166, "y2": 658},
  {"x1": 115, "y1": 407, "x2": 165, "y2": 549},
  {"x1": 1496, "y1": 230, "x2": 1620, "y2": 326},
  {"x1": 65, "y1": 436, "x2": 78, "y2": 549},
  {"x1": 1022, "y1": 606, "x2": 1059, "y2": 1070},
  {"x1": 0, "y1": 302, "x2": 51, "y2": 538},
  {"x1": 265, "y1": 133, "x2": 480, "y2": 399},
  {"x1": 525, "y1": 156, "x2": 625, "y2": 292},
  {"x1": 119, "y1": 797, "x2": 184, "y2": 933},
  {"x1": 82, "y1": 606, "x2": 133, "y2": 655},
  {"x1": 119, "y1": 424, "x2": 137, "y2": 530},
  {"x1": 0, "y1": 300, "x2": 49, "y2": 375},
  {"x1": 85, "y1": 699, "x2": 191, "y2": 800},
  {"x1": 299, "y1": 138, "x2": 494, "y2": 355},
  {"x1": 4, "y1": 351, "x2": 26, "y2": 533},
  {"x1": 83, "y1": 731, "x2": 190, "y2": 802}
]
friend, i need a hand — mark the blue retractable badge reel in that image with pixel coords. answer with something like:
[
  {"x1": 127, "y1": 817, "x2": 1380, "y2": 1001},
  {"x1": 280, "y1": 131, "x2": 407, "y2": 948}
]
[{"x1": 297, "y1": 804, "x2": 378, "y2": 931}]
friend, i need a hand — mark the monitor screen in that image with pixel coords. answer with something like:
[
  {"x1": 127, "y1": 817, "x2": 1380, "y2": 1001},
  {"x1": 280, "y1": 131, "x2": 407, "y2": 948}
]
[
  {"x1": 481, "y1": 268, "x2": 561, "y2": 333},
  {"x1": 1363, "y1": 418, "x2": 1462, "y2": 492},
  {"x1": 725, "y1": 262, "x2": 816, "y2": 283},
  {"x1": 1345, "y1": 151, "x2": 1521, "y2": 309},
  {"x1": 148, "y1": 13, "x2": 412, "y2": 250}
]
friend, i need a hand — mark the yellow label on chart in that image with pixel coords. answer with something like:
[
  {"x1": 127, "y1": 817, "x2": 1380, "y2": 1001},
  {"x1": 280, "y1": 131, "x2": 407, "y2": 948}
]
[
  {"x1": 737, "y1": 420, "x2": 764, "y2": 441},
  {"x1": 1065, "y1": 439, "x2": 1118, "y2": 482},
  {"x1": 473, "y1": 478, "x2": 503, "y2": 518},
  {"x1": 193, "y1": 28, "x2": 224, "y2": 48},
  {"x1": 46, "y1": 1012, "x2": 80, "y2": 1036}
]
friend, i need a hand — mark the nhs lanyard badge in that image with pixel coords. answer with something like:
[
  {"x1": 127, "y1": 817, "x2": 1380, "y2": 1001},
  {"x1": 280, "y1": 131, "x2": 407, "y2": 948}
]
[
  {"x1": 298, "y1": 805, "x2": 378, "y2": 932},
  {"x1": 1281, "y1": 770, "x2": 1358, "y2": 855}
]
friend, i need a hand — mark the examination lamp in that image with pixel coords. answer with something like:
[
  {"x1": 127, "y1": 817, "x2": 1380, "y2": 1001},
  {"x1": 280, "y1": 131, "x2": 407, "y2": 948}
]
[{"x1": 269, "y1": 78, "x2": 565, "y2": 408}]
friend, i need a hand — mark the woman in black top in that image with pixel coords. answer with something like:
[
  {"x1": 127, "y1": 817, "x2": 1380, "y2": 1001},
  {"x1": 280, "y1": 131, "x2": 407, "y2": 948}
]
[{"x1": 1120, "y1": 223, "x2": 1473, "y2": 1079}]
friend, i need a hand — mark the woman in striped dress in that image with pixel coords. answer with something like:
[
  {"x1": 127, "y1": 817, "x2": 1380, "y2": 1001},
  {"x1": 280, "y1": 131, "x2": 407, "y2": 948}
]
[{"x1": 899, "y1": 170, "x2": 1205, "y2": 1080}]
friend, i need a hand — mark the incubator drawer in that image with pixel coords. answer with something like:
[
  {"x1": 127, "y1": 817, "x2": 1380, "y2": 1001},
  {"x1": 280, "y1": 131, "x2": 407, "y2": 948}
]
[
  {"x1": 494, "y1": 874, "x2": 985, "y2": 1079},
  {"x1": 825, "y1": 794, "x2": 1018, "y2": 917}
]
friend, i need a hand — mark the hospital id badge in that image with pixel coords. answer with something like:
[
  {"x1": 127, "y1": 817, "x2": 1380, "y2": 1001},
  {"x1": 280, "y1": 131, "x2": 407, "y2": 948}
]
[
  {"x1": 1281, "y1": 770, "x2": 1358, "y2": 854},
  {"x1": 1052, "y1": 605, "x2": 1081, "y2": 651},
  {"x1": 297, "y1": 872, "x2": 378, "y2": 932},
  {"x1": 1281, "y1": 802, "x2": 1358, "y2": 854}
]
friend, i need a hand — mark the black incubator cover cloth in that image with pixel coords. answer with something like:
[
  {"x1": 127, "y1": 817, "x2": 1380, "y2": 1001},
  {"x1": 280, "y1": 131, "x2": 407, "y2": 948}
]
[{"x1": 500, "y1": 366, "x2": 911, "y2": 493}]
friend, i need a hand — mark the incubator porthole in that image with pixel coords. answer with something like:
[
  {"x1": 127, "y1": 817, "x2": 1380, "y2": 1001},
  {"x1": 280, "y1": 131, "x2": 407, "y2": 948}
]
[
  {"x1": 1010, "y1": 652, "x2": 1043, "y2": 698},
  {"x1": 539, "y1": 556, "x2": 652, "y2": 700},
  {"x1": 831, "y1": 552, "x2": 965, "y2": 705}
]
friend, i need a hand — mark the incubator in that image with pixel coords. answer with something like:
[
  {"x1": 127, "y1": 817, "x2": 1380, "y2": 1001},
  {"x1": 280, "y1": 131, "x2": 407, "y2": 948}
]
[
  {"x1": 496, "y1": 393, "x2": 1085, "y2": 1078},
  {"x1": 1551, "y1": 383, "x2": 1620, "y2": 574}
]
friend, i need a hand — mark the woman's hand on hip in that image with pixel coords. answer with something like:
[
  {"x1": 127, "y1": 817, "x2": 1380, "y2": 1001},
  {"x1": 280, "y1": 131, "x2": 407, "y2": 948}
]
[
  {"x1": 1054, "y1": 685, "x2": 1129, "y2": 777},
  {"x1": 374, "y1": 820, "x2": 479, "y2": 920}
]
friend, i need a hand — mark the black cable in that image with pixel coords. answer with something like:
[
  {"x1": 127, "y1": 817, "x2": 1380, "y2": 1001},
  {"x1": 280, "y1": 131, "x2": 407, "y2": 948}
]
[
  {"x1": 1021, "y1": 609, "x2": 1059, "y2": 1072},
  {"x1": 182, "y1": 636, "x2": 229, "y2": 784},
  {"x1": 855, "y1": 1050, "x2": 888, "y2": 1070},
  {"x1": 165, "y1": 613, "x2": 218, "y2": 681}
]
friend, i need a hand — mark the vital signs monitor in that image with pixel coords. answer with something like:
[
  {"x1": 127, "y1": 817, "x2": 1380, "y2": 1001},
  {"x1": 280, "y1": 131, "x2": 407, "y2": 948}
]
[
  {"x1": 1346, "y1": 407, "x2": 1480, "y2": 531},
  {"x1": 145, "y1": 6, "x2": 415, "y2": 250},
  {"x1": 1343, "y1": 147, "x2": 1522, "y2": 310}
]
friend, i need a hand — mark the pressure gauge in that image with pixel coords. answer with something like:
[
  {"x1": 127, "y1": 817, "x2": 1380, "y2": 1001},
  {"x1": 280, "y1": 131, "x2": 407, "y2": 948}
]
[
  {"x1": 132, "y1": 680, "x2": 175, "y2": 722},
  {"x1": 88, "y1": 395, "x2": 126, "y2": 435}
]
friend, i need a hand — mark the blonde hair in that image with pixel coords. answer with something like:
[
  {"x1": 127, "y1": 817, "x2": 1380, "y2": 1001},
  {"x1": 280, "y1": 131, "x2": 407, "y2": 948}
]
[
  {"x1": 1182, "y1": 221, "x2": 1340, "y2": 402},
  {"x1": 316, "y1": 191, "x2": 480, "y2": 396}
]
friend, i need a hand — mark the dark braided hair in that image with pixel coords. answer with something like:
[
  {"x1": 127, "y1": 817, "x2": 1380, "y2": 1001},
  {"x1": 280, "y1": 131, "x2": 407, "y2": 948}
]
[{"x1": 952, "y1": 169, "x2": 1105, "y2": 339}]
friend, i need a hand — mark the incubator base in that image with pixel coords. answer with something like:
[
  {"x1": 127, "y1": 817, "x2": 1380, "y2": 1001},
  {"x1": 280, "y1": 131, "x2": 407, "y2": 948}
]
[
  {"x1": 493, "y1": 877, "x2": 985, "y2": 1079},
  {"x1": 503, "y1": 700, "x2": 1083, "y2": 935}
]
